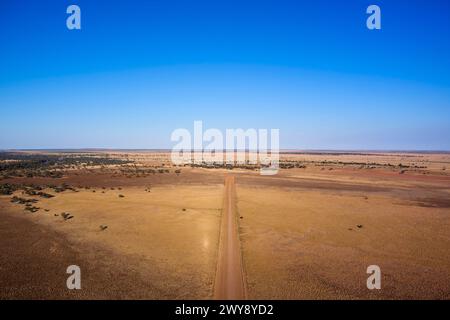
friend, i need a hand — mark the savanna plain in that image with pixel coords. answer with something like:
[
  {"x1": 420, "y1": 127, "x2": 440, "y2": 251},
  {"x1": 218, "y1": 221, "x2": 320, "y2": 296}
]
[{"x1": 0, "y1": 150, "x2": 449, "y2": 299}]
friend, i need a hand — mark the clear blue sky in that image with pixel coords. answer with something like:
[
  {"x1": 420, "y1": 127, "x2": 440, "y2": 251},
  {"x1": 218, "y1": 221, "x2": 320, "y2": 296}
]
[{"x1": 1, "y1": 0, "x2": 449, "y2": 150}]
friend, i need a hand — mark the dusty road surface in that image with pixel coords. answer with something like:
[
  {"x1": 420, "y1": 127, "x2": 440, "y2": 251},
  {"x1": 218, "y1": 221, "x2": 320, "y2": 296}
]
[{"x1": 214, "y1": 175, "x2": 247, "y2": 299}]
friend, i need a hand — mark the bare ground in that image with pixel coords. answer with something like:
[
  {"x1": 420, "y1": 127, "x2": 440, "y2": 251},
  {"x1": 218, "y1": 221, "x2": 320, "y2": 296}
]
[{"x1": 1, "y1": 152, "x2": 449, "y2": 299}]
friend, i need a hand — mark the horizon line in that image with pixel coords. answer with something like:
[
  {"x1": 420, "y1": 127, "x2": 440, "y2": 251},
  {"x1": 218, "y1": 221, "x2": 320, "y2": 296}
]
[{"x1": 1, "y1": 148, "x2": 450, "y2": 154}]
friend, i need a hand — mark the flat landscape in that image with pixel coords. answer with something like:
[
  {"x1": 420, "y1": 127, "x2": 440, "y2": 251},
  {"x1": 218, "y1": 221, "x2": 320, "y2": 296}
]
[{"x1": 0, "y1": 150, "x2": 449, "y2": 299}]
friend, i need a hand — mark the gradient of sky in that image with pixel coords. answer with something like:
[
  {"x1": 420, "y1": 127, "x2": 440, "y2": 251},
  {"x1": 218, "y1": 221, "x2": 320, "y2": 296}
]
[{"x1": 1, "y1": 0, "x2": 449, "y2": 150}]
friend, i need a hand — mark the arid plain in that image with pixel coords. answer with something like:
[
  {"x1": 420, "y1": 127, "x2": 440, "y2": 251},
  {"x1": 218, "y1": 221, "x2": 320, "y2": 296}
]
[{"x1": 0, "y1": 151, "x2": 449, "y2": 299}]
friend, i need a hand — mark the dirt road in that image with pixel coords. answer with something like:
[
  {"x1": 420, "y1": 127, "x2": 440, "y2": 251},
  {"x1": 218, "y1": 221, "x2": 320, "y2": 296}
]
[{"x1": 214, "y1": 175, "x2": 247, "y2": 300}]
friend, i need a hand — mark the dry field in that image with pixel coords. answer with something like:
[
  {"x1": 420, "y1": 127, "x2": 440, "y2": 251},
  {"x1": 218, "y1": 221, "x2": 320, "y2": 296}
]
[{"x1": 0, "y1": 151, "x2": 449, "y2": 299}]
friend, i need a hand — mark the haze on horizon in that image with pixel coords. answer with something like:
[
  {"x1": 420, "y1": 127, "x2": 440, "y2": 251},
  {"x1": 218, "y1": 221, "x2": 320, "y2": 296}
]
[{"x1": 1, "y1": 0, "x2": 450, "y2": 150}]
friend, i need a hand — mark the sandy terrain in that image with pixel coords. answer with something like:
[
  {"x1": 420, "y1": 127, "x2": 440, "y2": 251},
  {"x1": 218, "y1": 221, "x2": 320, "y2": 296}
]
[
  {"x1": 1, "y1": 151, "x2": 449, "y2": 299},
  {"x1": 237, "y1": 169, "x2": 450, "y2": 299},
  {"x1": 0, "y1": 177, "x2": 223, "y2": 299}
]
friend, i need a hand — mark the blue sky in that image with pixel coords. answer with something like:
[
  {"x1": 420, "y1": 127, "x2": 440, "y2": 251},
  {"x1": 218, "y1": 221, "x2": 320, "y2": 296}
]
[{"x1": 1, "y1": 0, "x2": 449, "y2": 150}]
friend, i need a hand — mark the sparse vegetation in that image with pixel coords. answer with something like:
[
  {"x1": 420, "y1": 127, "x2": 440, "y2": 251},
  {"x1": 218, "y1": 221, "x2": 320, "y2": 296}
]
[
  {"x1": 10, "y1": 196, "x2": 37, "y2": 205},
  {"x1": 0, "y1": 183, "x2": 19, "y2": 195},
  {"x1": 61, "y1": 212, "x2": 74, "y2": 220},
  {"x1": 24, "y1": 205, "x2": 40, "y2": 213},
  {"x1": 0, "y1": 152, "x2": 132, "y2": 179}
]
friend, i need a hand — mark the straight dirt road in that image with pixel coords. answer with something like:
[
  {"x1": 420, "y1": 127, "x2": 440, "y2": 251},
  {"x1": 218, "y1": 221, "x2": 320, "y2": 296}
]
[{"x1": 214, "y1": 175, "x2": 247, "y2": 300}]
